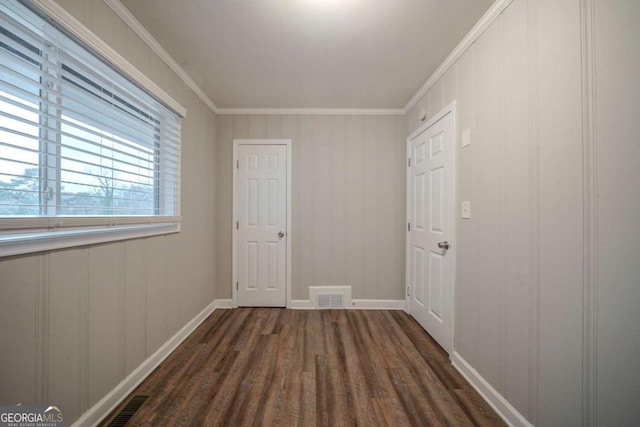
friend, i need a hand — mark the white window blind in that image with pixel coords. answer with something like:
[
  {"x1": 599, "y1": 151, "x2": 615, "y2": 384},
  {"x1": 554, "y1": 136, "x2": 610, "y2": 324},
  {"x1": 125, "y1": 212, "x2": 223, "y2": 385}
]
[{"x1": 0, "y1": 1, "x2": 181, "y2": 225}]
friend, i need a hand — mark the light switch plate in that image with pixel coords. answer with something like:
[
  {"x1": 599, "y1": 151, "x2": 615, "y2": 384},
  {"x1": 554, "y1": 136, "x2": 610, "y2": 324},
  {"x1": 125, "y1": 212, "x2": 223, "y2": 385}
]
[
  {"x1": 462, "y1": 128, "x2": 471, "y2": 148},
  {"x1": 462, "y1": 201, "x2": 471, "y2": 219}
]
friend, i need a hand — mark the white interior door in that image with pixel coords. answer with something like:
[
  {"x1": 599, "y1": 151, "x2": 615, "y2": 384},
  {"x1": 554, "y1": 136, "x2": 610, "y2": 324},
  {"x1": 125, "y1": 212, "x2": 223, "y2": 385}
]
[
  {"x1": 237, "y1": 144, "x2": 287, "y2": 307},
  {"x1": 408, "y1": 108, "x2": 455, "y2": 353}
]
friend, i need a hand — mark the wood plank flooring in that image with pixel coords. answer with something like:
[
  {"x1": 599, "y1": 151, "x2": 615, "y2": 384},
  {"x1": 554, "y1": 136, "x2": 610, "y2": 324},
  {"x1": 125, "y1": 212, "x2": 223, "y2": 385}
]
[{"x1": 101, "y1": 309, "x2": 505, "y2": 426}]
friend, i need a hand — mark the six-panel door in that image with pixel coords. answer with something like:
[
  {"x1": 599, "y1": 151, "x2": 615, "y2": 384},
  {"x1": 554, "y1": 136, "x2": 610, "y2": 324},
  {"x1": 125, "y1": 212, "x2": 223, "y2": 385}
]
[
  {"x1": 238, "y1": 144, "x2": 287, "y2": 307},
  {"x1": 409, "y1": 111, "x2": 454, "y2": 353}
]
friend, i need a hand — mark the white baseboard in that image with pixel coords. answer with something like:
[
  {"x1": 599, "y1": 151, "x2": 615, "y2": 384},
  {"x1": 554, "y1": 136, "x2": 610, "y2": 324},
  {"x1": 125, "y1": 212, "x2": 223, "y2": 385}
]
[
  {"x1": 288, "y1": 298, "x2": 405, "y2": 310},
  {"x1": 350, "y1": 299, "x2": 405, "y2": 310},
  {"x1": 72, "y1": 300, "x2": 218, "y2": 427},
  {"x1": 214, "y1": 299, "x2": 233, "y2": 309},
  {"x1": 451, "y1": 352, "x2": 533, "y2": 427},
  {"x1": 288, "y1": 299, "x2": 315, "y2": 309}
]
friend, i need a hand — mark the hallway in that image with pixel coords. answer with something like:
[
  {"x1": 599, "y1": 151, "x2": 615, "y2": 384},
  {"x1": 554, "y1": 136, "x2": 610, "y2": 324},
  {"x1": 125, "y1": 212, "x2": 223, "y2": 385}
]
[{"x1": 102, "y1": 308, "x2": 505, "y2": 426}]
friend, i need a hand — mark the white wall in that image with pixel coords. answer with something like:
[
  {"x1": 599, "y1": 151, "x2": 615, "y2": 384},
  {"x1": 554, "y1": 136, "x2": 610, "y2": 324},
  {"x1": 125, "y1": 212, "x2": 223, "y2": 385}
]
[
  {"x1": 0, "y1": 0, "x2": 217, "y2": 424},
  {"x1": 215, "y1": 114, "x2": 406, "y2": 301},
  {"x1": 407, "y1": 0, "x2": 640, "y2": 425}
]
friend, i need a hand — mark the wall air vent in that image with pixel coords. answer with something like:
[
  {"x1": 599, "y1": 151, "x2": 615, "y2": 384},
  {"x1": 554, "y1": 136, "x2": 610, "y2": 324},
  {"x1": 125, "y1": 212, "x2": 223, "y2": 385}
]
[
  {"x1": 309, "y1": 286, "x2": 352, "y2": 309},
  {"x1": 317, "y1": 293, "x2": 344, "y2": 309},
  {"x1": 104, "y1": 395, "x2": 149, "y2": 427}
]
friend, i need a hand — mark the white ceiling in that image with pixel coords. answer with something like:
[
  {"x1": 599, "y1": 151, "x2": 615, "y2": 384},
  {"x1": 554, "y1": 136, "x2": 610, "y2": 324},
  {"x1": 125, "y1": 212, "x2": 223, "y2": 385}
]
[{"x1": 119, "y1": 0, "x2": 495, "y2": 110}]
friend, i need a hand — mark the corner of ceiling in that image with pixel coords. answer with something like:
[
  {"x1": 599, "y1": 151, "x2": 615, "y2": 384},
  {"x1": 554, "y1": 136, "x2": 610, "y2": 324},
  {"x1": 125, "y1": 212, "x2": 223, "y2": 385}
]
[
  {"x1": 401, "y1": 0, "x2": 514, "y2": 115},
  {"x1": 103, "y1": 0, "x2": 219, "y2": 114},
  {"x1": 104, "y1": 0, "x2": 512, "y2": 117}
]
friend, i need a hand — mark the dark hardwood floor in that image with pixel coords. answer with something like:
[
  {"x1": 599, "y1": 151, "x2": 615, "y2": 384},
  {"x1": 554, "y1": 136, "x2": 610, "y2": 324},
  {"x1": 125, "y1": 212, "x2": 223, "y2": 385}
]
[{"x1": 101, "y1": 308, "x2": 505, "y2": 426}]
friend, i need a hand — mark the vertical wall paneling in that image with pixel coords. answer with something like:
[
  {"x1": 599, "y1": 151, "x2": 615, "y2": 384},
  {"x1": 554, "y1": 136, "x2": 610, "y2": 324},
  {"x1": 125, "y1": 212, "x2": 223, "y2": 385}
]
[
  {"x1": 376, "y1": 116, "x2": 396, "y2": 298},
  {"x1": 536, "y1": 0, "x2": 584, "y2": 423},
  {"x1": 362, "y1": 116, "x2": 379, "y2": 299},
  {"x1": 452, "y1": 47, "x2": 477, "y2": 365},
  {"x1": 123, "y1": 239, "x2": 146, "y2": 375},
  {"x1": 498, "y1": 11, "x2": 509, "y2": 407},
  {"x1": 164, "y1": 234, "x2": 182, "y2": 339},
  {"x1": 88, "y1": 244, "x2": 121, "y2": 407},
  {"x1": 145, "y1": 238, "x2": 168, "y2": 356},
  {"x1": 216, "y1": 115, "x2": 234, "y2": 300},
  {"x1": 36, "y1": 254, "x2": 49, "y2": 406},
  {"x1": 404, "y1": 0, "x2": 586, "y2": 422},
  {"x1": 406, "y1": 101, "x2": 419, "y2": 138},
  {"x1": 330, "y1": 115, "x2": 347, "y2": 288},
  {"x1": 502, "y1": 0, "x2": 532, "y2": 416},
  {"x1": 394, "y1": 116, "x2": 406, "y2": 300},
  {"x1": 118, "y1": 244, "x2": 126, "y2": 380},
  {"x1": 233, "y1": 115, "x2": 249, "y2": 138},
  {"x1": 593, "y1": 0, "x2": 640, "y2": 424},
  {"x1": 441, "y1": 65, "x2": 458, "y2": 111},
  {"x1": 0, "y1": 2, "x2": 220, "y2": 425},
  {"x1": 580, "y1": 0, "x2": 597, "y2": 424},
  {"x1": 79, "y1": 250, "x2": 90, "y2": 415},
  {"x1": 248, "y1": 115, "x2": 267, "y2": 139},
  {"x1": 473, "y1": 17, "x2": 505, "y2": 393},
  {"x1": 282, "y1": 115, "x2": 301, "y2": 297},
  {"x1": 346, "y1": 116, "x2": 365, "y2": 298},
  {"x1": 427, "y1": 80, "x2": 444, "y2": 121},
  {"x1": 298, "y1": 115, "x2": 315, "y2": 299},
  {"x1": 313, "y1": 116, "x2": 331, "y2": 288},
  {"x1": 47, "y1": 249, "x2": 87, "y2": 422},
  {"x1": 526, "y1": 0, "x2": 540, "y2": 422},
  {"x1": 266, "y1": 115, "x2": 282, "y2": 139},
  {"x1": 0, "y1": 0, "x2": 635, "y2": 425},
  {"x1": 216, "y1": 114, "x2": 405, "y2": 302},
  {"x1": 405, "y1": 0, "x2": 638, "y2": 423},
  {"x1": 0, "y1": 257, "x2": 38, "y2": 405},
  {"x1": 205, "y1": 113, "x2": 218, "y2": 306}
]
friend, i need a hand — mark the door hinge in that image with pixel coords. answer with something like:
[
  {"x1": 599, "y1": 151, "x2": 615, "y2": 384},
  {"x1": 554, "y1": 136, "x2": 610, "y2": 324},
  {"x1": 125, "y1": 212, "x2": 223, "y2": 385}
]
[
  {"x1": 408, "y1": 222, "x2": 411, "y2": 232},
  {"x1": 236, "y1": 282, "x2": 238, "y2": 291},
  {"x1": 236, "y1": 220, "x2": 239, "y2": 230},
  {"x1": 237, "y1": 160, "x2": 239, "y2": 169},
  {"x1": 408, "y1": 158, "x2": 411, "y2": 167},
  {"x1": 407, "y1": 285, "x2": 410, "y2": 296}
]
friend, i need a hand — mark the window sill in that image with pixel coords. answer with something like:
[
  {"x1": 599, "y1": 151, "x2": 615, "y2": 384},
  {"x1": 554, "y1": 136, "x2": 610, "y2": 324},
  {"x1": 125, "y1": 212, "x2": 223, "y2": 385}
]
[{"x1": 0, "y1": 222, "x2": 180, "y2": 258}]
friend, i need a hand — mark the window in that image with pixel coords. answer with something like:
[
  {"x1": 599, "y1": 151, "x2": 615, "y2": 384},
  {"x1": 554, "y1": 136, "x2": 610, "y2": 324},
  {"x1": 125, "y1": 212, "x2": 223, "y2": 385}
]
[{"x1": 0, "y1": 1, "x2": 182, "y2": 255}]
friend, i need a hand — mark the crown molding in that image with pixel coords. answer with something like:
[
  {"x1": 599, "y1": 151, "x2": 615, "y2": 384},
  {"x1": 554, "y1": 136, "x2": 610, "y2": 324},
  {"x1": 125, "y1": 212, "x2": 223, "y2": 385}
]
[
  {"x1": 216, "y1": 108, "x2": 405, "y2": 116},
  {"x1": 402, "y1": 0, "x2": 514, "y2": 114},
  {"x1": 102, "y1": 1, "x2": 402, "y2": 117},
  {"x1": 28, "y1": 0, "x2": 187, "y2": 117},
  {"x1": 103, "y1": 0, "x2": 218, "y2": 114},
  {"x1": 103, "y1": 0, "x2": 513, "y2": 117}
]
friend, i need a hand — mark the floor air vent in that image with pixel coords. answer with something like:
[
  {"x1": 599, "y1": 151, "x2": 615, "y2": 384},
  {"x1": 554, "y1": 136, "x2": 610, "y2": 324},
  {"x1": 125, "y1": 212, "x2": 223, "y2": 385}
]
[
  {"x1": 317, "y1": 294, "x2": 344, "y2": 308},
  {"x1": 107, "y1": 395, "x2": 149, "y2": 427}
]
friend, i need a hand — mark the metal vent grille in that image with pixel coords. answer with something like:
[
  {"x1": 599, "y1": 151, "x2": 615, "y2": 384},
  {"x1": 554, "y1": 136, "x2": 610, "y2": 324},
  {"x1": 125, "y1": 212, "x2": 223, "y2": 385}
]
[
  {"x1": 107, "y1": 395, "x2": 149, "y2": 427},
  {"x1": 317, "y1": 294, "x2": 344, "y2": 309}
]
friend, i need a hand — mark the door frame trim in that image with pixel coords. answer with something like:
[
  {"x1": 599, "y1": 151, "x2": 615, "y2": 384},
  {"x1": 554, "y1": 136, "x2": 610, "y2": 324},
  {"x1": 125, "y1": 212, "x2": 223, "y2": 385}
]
[
  {"x1": 232, "y1": 139, "x2": 293, "y2": 308},
  {"x1": 405, "y1": 101, "x2": 457, "y2": 354}
]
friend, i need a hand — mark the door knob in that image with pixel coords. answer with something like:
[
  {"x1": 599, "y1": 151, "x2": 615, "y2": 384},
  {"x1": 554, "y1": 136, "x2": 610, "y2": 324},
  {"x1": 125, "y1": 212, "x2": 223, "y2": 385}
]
[
  {"x1": 278, "y1": 231, "x2": 285, "y2": 239},
  {"x1": 437, "y1": 241, "x2": 450, "y2": 250}
]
